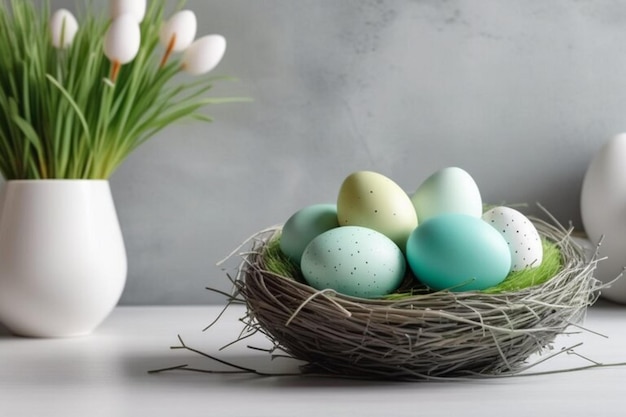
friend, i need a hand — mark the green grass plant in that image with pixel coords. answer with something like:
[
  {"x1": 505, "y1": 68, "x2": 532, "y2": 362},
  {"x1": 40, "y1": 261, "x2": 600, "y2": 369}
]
[
  {"x1": 0, "y1": 0, "x2": 239, "y2": 179},
  {"x1": 482, "y1": 238, "x2": 562, "y2": 293}
]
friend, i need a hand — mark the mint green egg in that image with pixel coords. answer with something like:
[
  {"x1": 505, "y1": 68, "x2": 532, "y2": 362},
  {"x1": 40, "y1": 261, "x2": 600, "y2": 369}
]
[
  {"x1": 280, "y1": 204, "x2": 339, "y2": 263},
  {"x1": 406, "y1": 214, "x2": 511, "y2": 292},
  {"x1": 301, "y1": 226, "x2": 406, "y2": 298},
  {"x1": 411, "y1": 167, "x2": 482, "y2": 224}
]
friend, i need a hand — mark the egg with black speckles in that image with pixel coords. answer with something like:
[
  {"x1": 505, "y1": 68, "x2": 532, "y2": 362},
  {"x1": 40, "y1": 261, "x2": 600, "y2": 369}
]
[
  {"x1": 482, "y1": 206, "x2": 543, "y2": 272},
  {"x1": 337, "y1": 171, "x2": 418, "y2": 250},
  {"x1": 300, "y1": 226, "x2": 406, "y2": 299}
]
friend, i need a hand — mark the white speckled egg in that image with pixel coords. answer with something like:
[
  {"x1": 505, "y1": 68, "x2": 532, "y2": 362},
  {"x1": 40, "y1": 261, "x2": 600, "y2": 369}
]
[
  {"x1": 482, "y1": 206, "x2": 543, "y2": 272},
  {"x1": 279, "y1": 203, "x2": 339, "y2": 263},
  {"x1": 301, "y1": 226, "x2": 406, "y2": 299},
  {"x1": 411, "y1": 167, "x2": 482, "y2": 224},
  {"x1": 337, "y1": 171, "x2": 418, "y2": 250}
]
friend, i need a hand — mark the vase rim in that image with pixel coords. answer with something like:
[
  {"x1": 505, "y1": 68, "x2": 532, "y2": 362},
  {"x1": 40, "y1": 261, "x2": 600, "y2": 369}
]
[{"x1": 4, "y1": 179, "x2": 109, "y2": 183}]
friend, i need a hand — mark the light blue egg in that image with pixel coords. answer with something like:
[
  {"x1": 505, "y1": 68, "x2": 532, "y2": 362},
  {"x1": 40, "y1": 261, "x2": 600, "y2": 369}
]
[
  {"x1": 406, "y1": 214, "x2": 511, "y2": 292},
  {"x1": 279, "y1": 204, "x2": 339, "y2": 263},
  {"x1": 301, "y1": 226, "x2": 406, "y2": 299}
]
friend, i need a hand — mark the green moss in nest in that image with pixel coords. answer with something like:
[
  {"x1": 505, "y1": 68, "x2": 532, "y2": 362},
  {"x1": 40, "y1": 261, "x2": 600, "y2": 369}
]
[
  {"x1": 263, "y1": 233, "x2": 563, "y2": 296},
  {"x1": 483, "y1": 238, "x2": 562, "y2": 294},
  {"x1": 263, "y1": 237, "x2": 303, "y2": 281}
]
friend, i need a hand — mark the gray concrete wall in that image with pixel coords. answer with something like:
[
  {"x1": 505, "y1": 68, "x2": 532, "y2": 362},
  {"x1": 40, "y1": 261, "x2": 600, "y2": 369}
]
[{"x1": 38, "y1": 0, "x2": 626, "y2": 304}]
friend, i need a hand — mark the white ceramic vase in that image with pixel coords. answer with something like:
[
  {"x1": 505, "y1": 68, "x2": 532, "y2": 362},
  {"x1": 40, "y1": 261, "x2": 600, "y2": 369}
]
[
  {"x1": 581, "y1": 133, "x2": 626, "y2": 304},
  {"x1": 0, "y1": 180, "x2": 127, "y2": 337}
]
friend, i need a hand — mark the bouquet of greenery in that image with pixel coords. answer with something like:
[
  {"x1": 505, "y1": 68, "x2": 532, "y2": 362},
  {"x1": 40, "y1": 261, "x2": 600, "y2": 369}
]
[{"x1": 0, "y1": 0, "x2": 237, "y2": 179}]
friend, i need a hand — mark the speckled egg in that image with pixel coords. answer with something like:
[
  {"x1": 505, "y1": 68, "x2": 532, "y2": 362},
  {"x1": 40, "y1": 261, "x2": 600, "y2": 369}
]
[
  {"x1": 482, "y1": 206, "x2": 543, "y2": 272},
  {"x1": 301, "y1": 226, "x2": 406, "y2": 299},
  {"x1": 337, "y1": 171, "x2": 418, "y2": 250},
  {"x1": 406, "y1": 214, "x2": 511, "y2": 292},
  {"x1": 279, "y1": 203, "x2": 339, "y2": 263},
  {"x1": 410, "y1": 167, "x2": 482, "y2": 224}
]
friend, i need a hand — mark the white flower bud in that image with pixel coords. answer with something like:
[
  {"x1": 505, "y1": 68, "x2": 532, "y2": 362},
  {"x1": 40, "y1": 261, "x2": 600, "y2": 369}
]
[
  {"x1": 160, "y1": 10, "x2": 197, "y2": 52},
  {"x1": 110, "y1": 0, "x2": 146, "y2": 23},
  {"x1": 50, "y1": 9, "x2": 79, "y2": 49},
  {"x1": 182, "y1": 35, "x2": 226, "y2": 76},
  {"x1": 104, "y1": 13, "x2": 141, "y2": 65}
]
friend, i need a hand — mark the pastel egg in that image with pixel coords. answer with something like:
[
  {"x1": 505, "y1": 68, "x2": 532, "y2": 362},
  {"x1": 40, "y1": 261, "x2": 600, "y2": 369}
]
[
  {"x1": 406, "y1": 214, "x2": 511, "y2": 292},
  {"x1": 337, "y1": 171, "x2": 418, "y2": 250},
  {"x1": 410, "y1": 167, "x2": 482, "y2": 224},
  {"x1": 482, "y1": 206, "x2": 543, "y2": 272},
  {"x1": 279, "y1": 203, "x2": 339, "y2": 263},
  {"x1": 301, "y1": 226, "x2": 406, "y2": 299}
]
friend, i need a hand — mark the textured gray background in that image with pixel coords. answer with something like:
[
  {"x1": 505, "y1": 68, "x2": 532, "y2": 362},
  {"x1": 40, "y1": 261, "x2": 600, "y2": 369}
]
[{"x1": 46, "y1": 0, "x2": 626, "y2": 304}]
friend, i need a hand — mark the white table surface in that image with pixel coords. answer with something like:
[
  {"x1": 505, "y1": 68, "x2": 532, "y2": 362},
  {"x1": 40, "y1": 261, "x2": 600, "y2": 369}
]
[{"x1": 1, "y1": 302, "x2": 625, "y2": 417}]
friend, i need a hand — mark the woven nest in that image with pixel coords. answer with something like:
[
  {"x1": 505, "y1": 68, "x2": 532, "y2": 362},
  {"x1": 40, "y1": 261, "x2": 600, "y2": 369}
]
[{"x1": 230, "y1": 214, "x2": 602, "y2": 380}]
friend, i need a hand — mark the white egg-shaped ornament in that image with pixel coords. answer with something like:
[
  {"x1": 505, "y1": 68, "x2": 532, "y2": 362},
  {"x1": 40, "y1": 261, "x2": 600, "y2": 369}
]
[
  {"x1": 182, "y1": 35, "x2": 226, "y2": 76},
  {"x1": 411, "y1": 167, "x2": 482, "y2": 224},
  {"x1": 104, "y1": 14, "x2": 141, "y2": 81},
  {"x1": 482, "y1": 206, "x2": 543, "y2": 272},
  {"x1": 110, "y1": 0, "x2": 146, "y2": 22},
  {"x1": 160, "y1": 10, "x2": 197, "y2": 53},
  {"x1": 50, "y1": 9, "x2": 79, "y2": 49},
  {"x1": 581, "y1": 133, "x2": 626, "y2": 304}
]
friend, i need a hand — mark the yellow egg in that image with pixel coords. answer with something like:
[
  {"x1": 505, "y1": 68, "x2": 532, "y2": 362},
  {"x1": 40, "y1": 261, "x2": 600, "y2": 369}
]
[{"x1": 337, "y1": 171, "x2": 417, "y2": 250}]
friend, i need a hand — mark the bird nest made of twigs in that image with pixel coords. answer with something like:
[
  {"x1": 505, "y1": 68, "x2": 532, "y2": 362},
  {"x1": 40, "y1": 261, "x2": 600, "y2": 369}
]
[{"x1": 226, "y1": 213, "x2": 602, "y2": 381}]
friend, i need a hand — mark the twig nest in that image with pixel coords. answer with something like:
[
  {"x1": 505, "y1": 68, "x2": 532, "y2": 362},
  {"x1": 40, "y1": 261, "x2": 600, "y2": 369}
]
[
  {"x1": 234, "y1": 215, "x2": 602, "y2": 380},
  {"x1": 49, "y1": 9, "x2": 78, "y2": 49},
  {"x1": 182, "y1": 34, "x2": 226, "y2": 75}
]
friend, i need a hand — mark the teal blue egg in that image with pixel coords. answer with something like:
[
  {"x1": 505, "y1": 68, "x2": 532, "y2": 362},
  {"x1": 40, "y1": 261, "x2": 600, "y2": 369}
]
[
  {"x1": 301, "y1": 226, "x2": 406, "y2": 298},
  {"x1": 406, "y1": 214, "x2": 511, "y2": 292},
  {"x1": 279, "y1": 204, "x2": 339, "y2": 263}
]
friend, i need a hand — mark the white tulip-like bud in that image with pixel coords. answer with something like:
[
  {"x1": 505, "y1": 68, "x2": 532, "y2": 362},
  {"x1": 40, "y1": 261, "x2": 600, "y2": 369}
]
[
  {"x1": 160, "y1": 10, "x2": 197, "y2": 52},
  {"x1": 110, "y1": 0, "x2": 146, "y2": 23},
  {"x1": 50, "y1": 9, "x2": 79, "y2": 49},
  {"x1": 182, "y1": 35, "x2": 226, "y2": 76},
  {"x1": 159, "y1": 10, "x2": 197, "y2": 67},
  {"x1": 104, "y1": 14, "x2": 141, "y2": 81}
]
